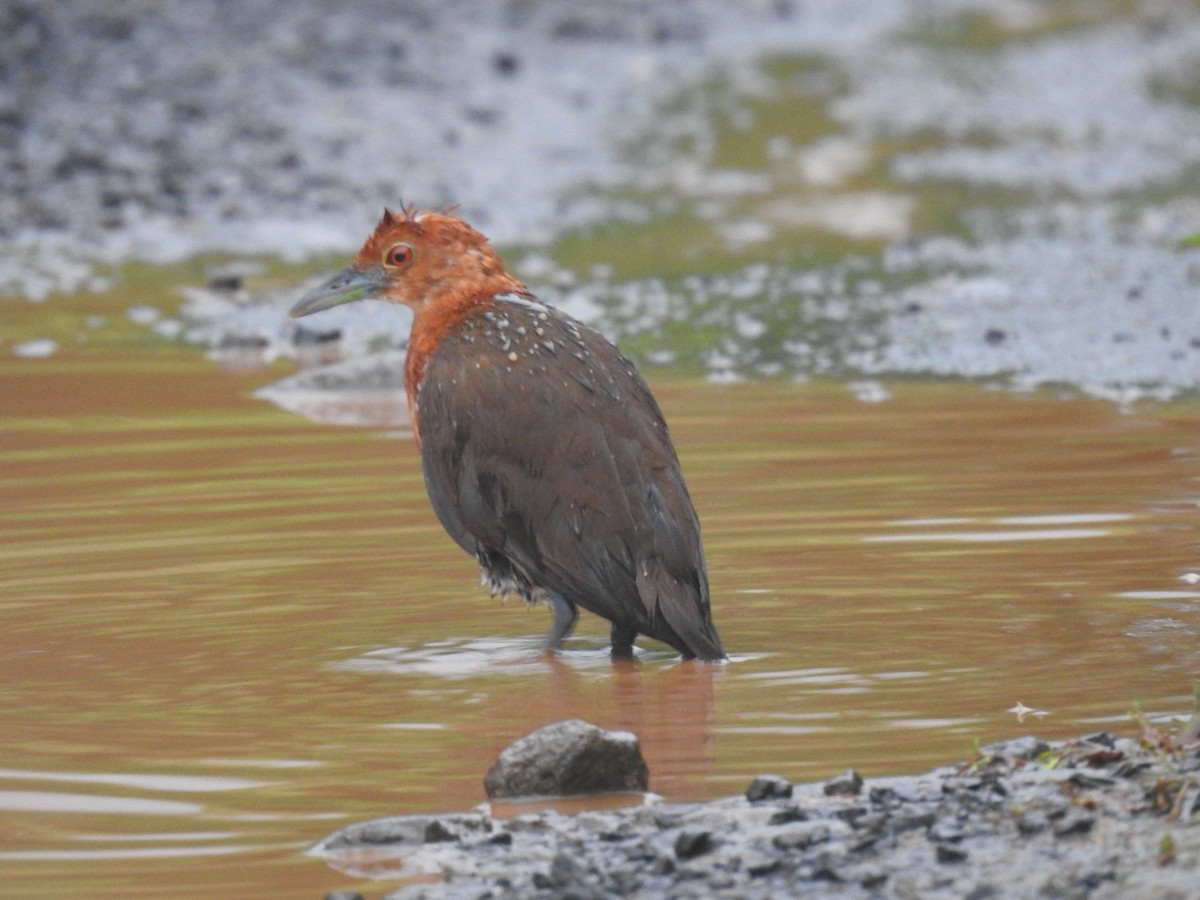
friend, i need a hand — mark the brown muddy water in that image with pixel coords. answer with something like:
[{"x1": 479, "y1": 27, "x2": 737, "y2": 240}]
[{"x1": 3, "y1": 338, "x2": 1199, "y2": 898}]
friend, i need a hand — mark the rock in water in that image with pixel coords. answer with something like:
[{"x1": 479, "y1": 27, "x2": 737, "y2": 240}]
[
  {"x1": 745, "y1": 774, "x2": 794, "y2": 802},
  {"x1": 484, "y1": 719, "x2": 649, "y2": 799},
  {"x1": 823, "y1": 768, "x2": 864, "y2": 796}
]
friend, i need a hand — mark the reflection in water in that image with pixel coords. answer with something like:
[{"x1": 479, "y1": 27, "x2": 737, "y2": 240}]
[
  {"x1": 0, "y1": 769, "x2": 269, "y2": 793},
  {"x1": 3, "y1": 355, "x2": 1200, "y2": 898},
  {"x1": 254, "y1": 349, "x2": 413, "y2": 430},
  {"x1": 339, "y1": 639, "x2": 721, "y2": 799},
  {"x1": 866, "y1": 527, "x2": 1113, "y2": 542},
  {"x1": 318, "y1": 842, "x2": 451, "y2": 883},
  {"x1": 602, "y1": 658, "x2": 720, "y2": 798},
  {"x1": 994, "y1": 513, "x2": 1132, "y2": 526},
  {"x1": 0, "y1": 843, "x2": 292, "y2": 862},
  {"x1": 0, "y1": 792, "x2": 203, "y2": 816},
  {"x1": 1119, "y1": 591, "x2": 1200, "y2": 601},
  {"x1": 867, "y1": 512, "x2": 1134, "y2": 544},
  {"x1": 336, "y1": 637, "x2": 621, "y2": 678},
  {"x1": 253, "y1": 388, "x2": 412, "y2": 430}
]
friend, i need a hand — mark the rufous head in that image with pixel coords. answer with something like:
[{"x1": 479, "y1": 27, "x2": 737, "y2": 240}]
[{"x1": 289, "y1": 207, "x2": 526, "y2": 320}]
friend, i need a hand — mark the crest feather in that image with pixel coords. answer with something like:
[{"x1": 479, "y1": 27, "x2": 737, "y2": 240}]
[{"x1": 376, "y1": 203, "x2": 425, "y2": 237}]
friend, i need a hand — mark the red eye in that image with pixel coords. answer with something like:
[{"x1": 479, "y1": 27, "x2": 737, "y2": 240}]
[{"x1": 383, "y1": 242, "x2": 415, "y2": 268}]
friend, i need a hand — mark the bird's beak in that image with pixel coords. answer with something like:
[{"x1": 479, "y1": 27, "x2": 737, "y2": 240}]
[{"x1": 289, "y1": 267, "x2": 385, "y2": 319}]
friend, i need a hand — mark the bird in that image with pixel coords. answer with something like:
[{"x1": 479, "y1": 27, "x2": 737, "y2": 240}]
[{"x1": 289, "y1": 206, "x2": 726, "y2": 661}]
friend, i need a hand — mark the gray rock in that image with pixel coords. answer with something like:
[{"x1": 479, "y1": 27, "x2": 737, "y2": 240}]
[
  {"x1": 1052, "y1": 809, "x2": 1096, "y2": 838},
  {"x1": 484, "y1": 719, "x2": 649, "y2": 799},
  {"x1": 936, "y1": 843, "x2": 969, "y2": 864},
  {"x1": 929, "y1": 818, "x2": 965, "y2": 843},
  {"x1": 1081, "y1": 731, "x2": 1117, "y2": 749},
  {"x1": 536, "y1": 849, "x2": 603, "y2": 896},
  {"x1": 768, "y1": 803, "x2": 807, "y2": 824},
  {"x1": 423, "y1": 820, "x2": 459, "y2": 843},
  {"x1": 674, "y1": 829, "x2": 712, "y2": 860},
  {"x1": 981, "y1": 735, "x2": 1050, "y2": 760},
  {"x1": 1015, "y1": 811, "x2": 1049, "y2": 836},
  {"x1": 745, "y1": 774, "x2": 793, "y2": 802},
  {"x1": 772, "y1": 820, "x2": 837, "y2": 851},
  {"x1": 743, "y1": 851, "x2": 780, "y2": 877},
  {"x1": 824, "y1": 768, "x2": 864, "y2": 797}
]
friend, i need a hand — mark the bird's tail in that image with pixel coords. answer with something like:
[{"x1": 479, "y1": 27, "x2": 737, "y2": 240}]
[{"x1": 638, "y1": 565, "x2": 727, "y2": 661}]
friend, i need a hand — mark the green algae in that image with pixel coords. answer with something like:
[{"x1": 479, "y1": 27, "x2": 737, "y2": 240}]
[
  {"x1": 547, "y1": 49, "x2": 1042, "y2": 289},
  {"x1": 540, "y1": 51, "x2": 1044, "y2": 375},
  {"x1": 908, "y1": 1, "x2": 1139, "y2": 51}
]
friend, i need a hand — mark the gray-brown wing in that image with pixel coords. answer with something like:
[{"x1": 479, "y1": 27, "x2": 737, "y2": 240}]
[{"x1": 414, "y1": 303, "x2": 723, "y2": 658}]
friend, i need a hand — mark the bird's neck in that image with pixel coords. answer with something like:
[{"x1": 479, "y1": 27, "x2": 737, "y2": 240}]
[{"x1": 404, "y1": 280, "x2": 527, "y2": 445}]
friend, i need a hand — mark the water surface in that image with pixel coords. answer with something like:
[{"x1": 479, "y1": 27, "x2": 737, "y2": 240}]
[{"x1": 2, "y1": 343, "x2": 1198, "y2": 897}]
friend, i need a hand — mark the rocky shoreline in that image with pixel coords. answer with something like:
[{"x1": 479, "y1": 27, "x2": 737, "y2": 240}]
[{"x1": 316, "y1": 722, "x2": 1199, "y2": 899}]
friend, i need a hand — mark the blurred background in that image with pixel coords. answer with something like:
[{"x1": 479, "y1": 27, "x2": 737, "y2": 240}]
[{"x1": 4, "y1": 0, "x2": 1200, "y2": 394}]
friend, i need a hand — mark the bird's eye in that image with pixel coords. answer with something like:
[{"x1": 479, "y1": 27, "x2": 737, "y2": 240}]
[{"x1": 383, "y1": 242, "x2": 415, "y2": 269}]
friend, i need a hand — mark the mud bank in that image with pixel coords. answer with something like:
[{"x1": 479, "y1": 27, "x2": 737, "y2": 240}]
[{"x1": 315, "y1": 728, "x2": 1199, "y2": 899}]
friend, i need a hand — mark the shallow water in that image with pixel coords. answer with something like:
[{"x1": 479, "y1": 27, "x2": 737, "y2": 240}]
[{"x1": 2, "y1": 342, "x2": 1199, "y2": 897}]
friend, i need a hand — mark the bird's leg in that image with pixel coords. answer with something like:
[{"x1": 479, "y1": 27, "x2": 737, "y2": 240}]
[
  {"x1": 543, "y1": 592, "x2": 578, "y2": 651},
  {"x1": 610, "y1": 623, "x2": 637, "y2": 660}
]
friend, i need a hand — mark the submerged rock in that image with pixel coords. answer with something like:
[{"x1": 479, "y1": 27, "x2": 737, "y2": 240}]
[{"x1": 483, "y1": 719, "x2": 650, "y2": 799}]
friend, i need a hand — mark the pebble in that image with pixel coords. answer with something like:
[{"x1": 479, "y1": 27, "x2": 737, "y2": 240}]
[
  {"x1": 745, "y1": 774, "x2": 793, "y2": 802},
  {"x1": 674, "y1": 829, "x2": 712, "y2": 860},
  {"x1": 824, "y1": 768, "x2": 864, "y2": 797},
  {"x1": 936, "y1": 843, "x2": 969, "y2": 864},
  {"x1": 1052, "y1": 810, "x2": 1097, "y2": 838}
]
